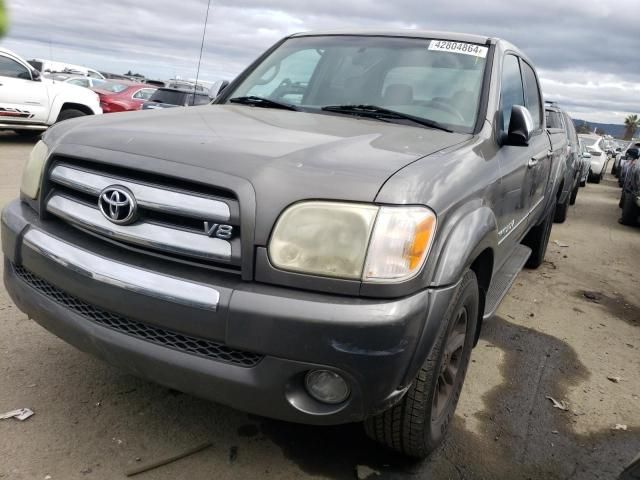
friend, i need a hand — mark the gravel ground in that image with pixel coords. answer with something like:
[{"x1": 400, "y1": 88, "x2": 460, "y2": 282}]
[{"x1": 0, "y1": 131, "x2": 639, "y2": 480}]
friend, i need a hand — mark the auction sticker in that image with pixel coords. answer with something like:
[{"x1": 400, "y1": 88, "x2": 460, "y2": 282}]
[{"x1": 428, "y1": 40, "x2": 488, "y2": 58}]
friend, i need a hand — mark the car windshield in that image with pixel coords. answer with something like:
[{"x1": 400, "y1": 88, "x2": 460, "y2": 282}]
[
  {"x1": 580, "y1": 137, "x2": 599, "y2": 147},
  {"x1": 149, "y1": 89, "x2": 195, "y2": 105},
  {"x1": 99, "y1": 82, "x2": 129, "y2": 93},
  {"x1": 225, "y1": 36, "x2": 489, "y2": 132}
]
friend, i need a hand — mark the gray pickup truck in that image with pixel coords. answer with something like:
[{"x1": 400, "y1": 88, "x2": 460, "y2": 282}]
[{"x1": 2, "y1": 31, "x2": 566, "y2": 457}]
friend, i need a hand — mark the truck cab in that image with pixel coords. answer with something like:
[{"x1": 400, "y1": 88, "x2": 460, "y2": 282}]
[{"x1": 0, "y1": 48, "x2": 102, "y2": 135}]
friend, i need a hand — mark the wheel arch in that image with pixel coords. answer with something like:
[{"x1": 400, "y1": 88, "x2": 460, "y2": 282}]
[{"x1": 57, "y1": 103, "x2": 95, "y2": 119}]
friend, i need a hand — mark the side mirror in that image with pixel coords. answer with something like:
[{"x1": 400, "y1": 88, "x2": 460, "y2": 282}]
[
  {"x1": 209, "y1": 79, "x2": 229, "y2": 99},
  {"x1": 31, "y1": 69, "x2": 41, "y2": 81},
  {"x1": 504, "y1": 105, "x2": 534, "y2": 146}
]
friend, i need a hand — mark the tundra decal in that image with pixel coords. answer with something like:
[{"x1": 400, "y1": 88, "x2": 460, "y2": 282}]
[{"x1": 0, "y1": 107, "x2": 35, "y2": 119}]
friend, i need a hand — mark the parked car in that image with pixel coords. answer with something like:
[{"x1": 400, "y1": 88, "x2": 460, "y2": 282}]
[
  {"x1": 577, "y1": 138, "x2": 591, "y2": 187},
  {"x1": 619, "y1": 145, "x2": 640, "y2": 188},
  {"x1": 619, "y1": 148, "x2": 640, "y2": 225},
  {"x1": 142, "y1": 87, "x2": 211, "y2": 109},
  {"x1": 3, "y1": 30, "x2": 566, "y2": 459},
  {"x1": 27, "y1": 58, "x2": 104, "y2": 79},
  {"x1": 578, "y1": 134, "x2": 609, "y2": 183},
  {"x1": 43, "y1": 73, "x2": 108, "y2": 90},
  {"x1": 616, "y1": 142, "x2": 640, "y2": 185},
  {"x1": 92, "y1": 81, "x2": 156, "y2": 113},
  {"x1": 611, "y1": 142, "x2": 627, "y2": 175},
  {"x1": 545, "y1": 103, "x2": 580, "y2": 219},
  {"x1": 0, "y1": 47, "x2": 102, "y2": 135}
]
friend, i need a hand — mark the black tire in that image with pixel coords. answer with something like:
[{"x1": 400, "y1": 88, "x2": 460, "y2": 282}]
[
  {"x1": 56, "y1": 108, "x2": 86, "y2": 123},
  {"x1": 620, "y1": 193, "x2": 639, "y2": 226},
  {"x1": 612, "y1": 164, "x2": 617, "y2": 176},
  {"x1": 364, "y1": 270, "x2": 479, "y2": 459},
  {"x1": 14, "y1": 130, "x2": 42, "y2": 139},
  {"x1": 579, "y1": 178, "x2": 586, "y2": 187},
  {"x1": 592, "y1": 174, "x2": 601, "y2": 184},
  {"x1": 554, "y1": 192, "x2": 570, "y2": 223},
  {"x1": 523, "y1": 203, "x2": 555, "y2": 269},
  {"x1": 569, "y1": 184, "x2": 579, "y2": 205}
]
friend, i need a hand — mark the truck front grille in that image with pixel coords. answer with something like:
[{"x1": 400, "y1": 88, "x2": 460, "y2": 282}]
[
  {"x1": 44, "y1": 158, "x2": 241, "y2": 272},
  {"x1": 13, "y1": 264, "x2": 263, "y2": 367}
]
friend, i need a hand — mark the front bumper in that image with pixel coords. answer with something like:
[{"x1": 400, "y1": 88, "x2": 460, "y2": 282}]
[{"x1": 2, "y1": 199, "x2": 455, "y2": 425}]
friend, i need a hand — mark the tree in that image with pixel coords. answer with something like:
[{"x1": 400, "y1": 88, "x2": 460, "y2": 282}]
[
  {"x1": 0, "y1": 0, "x2": 7, "y2": 37},
  {"x1": 576, "y1": 121, "x2": 592, "y2": 134},
  {"x1": 623, "y1": 114, "x2": 639, "y2": 140}
]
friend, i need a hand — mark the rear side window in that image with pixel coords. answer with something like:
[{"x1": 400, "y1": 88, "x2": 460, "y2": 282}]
[
  {"x1": 68, "y1": 78, "x2": 89, "y2": 87},
  {"x1": 133, "y1": 88, "x2": 156, "y2": 100},
  {"x1": 499, "y1": 54, "x2": 524, "y2": 132},
  {"x1": 521, "y1": 62, "x2": 542, "y2": 129},
  {"x1": 0, "y1": 55, "x2": 31, "y2": 79},
  {"x1": 545, "y1": 110, "x2": 564, "y2": 129}
]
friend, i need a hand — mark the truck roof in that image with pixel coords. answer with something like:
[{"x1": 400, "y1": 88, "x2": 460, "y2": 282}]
[{"x1": 289, "y1": 29, "x2": 493, "y2": 45}]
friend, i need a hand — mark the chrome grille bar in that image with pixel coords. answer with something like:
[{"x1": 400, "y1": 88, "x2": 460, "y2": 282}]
[
  {"x1": 22, "y1": 229, "x2": 220, "y2": 311},
  {"x1": 50, "y1": 164, "x2": 230, "y2": 221},
  {"x1": 46, "y1": 195, "x2": 231, "y2": 262}
]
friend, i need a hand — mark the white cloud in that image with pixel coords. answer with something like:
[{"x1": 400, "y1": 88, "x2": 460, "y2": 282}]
[{"x1": 2, "y1": 0, "x2": 639, "y2": 124}]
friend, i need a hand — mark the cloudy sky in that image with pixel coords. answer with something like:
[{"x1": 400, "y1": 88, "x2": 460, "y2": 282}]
[{"x1": 2, "y1": 0, "x2": 638, "y2": 124}]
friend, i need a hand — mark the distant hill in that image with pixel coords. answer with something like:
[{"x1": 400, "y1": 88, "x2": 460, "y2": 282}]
[{"x1": 572, "y1": 119, "x2": 625, "y2": 138}]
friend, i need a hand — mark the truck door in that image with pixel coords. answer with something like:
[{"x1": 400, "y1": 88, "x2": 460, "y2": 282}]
[
  {"x1": 0, "y1": 52, "x2": 50, "y2": 124},
  {"x1": 520, "y1": 60, "x2": 552, "y2": 224},
  {"x1": 493, "y1": 54, "x2": 533, "y2": 258}
]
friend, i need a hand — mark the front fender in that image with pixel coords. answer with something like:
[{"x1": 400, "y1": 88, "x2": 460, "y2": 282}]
[{"x1": 430, "y1": 202, "x2": 498, "y2": 286}]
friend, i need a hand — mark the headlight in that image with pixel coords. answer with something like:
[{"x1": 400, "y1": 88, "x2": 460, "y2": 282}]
[
  {"x1": 20, "y1": 140, "x2": 49, "y2": 199},
  {"x1": 268, "y1": 201, "x2": 436, "y2": 282}
]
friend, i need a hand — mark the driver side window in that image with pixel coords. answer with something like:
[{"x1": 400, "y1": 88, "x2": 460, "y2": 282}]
[
  {"x1": 0, "y1": 55, "x2": 32, "y2": 80},
  {"x1": 499, "y1": 54, "x2": 524, "y2": 133}
]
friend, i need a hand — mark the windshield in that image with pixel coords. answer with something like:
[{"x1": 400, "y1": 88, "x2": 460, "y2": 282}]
[
  {"x1": 99, "y1": 82, "x2": 129, "y2": 93},
  {"x1": 580, "y1": 137, "x2": 599, "y2": 147},
  {"x1": 225, "y1": 36, "x2": 488, "y2": 132},
  {"x1": 149, "y1": 89, "x2": 189, "y2": 105}
]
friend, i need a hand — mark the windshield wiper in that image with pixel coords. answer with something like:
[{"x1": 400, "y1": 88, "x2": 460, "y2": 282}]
[
  {"x1": 229, "y1": 96, "x2": 299, "y2": 111},
  {"x1": 321, "y1": 104, "x2": 453, "y2": 132}
]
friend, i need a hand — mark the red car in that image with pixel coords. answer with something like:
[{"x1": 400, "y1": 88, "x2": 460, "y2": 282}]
[{"x1": 92, "y1": 81, "x2": 157, "y2": 113}]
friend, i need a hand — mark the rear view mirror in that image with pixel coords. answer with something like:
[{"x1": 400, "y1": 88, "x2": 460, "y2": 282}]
[
  {"x1": 504, "y1": 105, "x2": 534, "y2": 146},
  {"x1": 627, "y1": 149, "x2": 640, "y2": 160}
]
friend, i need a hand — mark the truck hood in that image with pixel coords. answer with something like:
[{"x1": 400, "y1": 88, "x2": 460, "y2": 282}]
[{"x1": 47, "y1": 105, "x2": 469, "y2": 240}]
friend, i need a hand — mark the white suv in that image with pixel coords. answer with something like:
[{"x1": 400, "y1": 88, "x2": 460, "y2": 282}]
[
  {"x1": 0, "y1": 48, "x2": 101, "y2": 135},
  {"x1": 578, "y1": 134, "x2": 609, "y2": 183}
]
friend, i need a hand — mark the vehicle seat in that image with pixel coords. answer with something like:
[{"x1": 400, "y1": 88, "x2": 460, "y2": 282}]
[
  {"x1": 449, "y1": 90, "x2": 476, "y2": 123},
  {"x1": 383, "y1": 84, "x2": 414, "y2": 105}
]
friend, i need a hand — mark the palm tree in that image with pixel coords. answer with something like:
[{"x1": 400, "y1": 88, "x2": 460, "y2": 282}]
[
  {"x1": 0, "y1": 0, "x2": 7, "y2": 38},
  {"x1": 623, "y1": 114, "x2": 639, "y2": 140}
]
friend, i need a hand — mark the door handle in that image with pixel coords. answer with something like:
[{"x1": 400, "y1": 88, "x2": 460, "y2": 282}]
[{"x1": 529, "y1": 150, "x2": 552, "y2": 168}]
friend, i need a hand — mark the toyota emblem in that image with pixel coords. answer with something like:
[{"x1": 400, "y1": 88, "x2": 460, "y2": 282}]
[{"x1": 98, "y1": 186, "x2": 138, "y2": 225}]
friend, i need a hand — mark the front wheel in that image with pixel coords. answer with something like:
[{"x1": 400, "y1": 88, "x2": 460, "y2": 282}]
[
  {"x1": 56, "y1": 108, "x2": 87, "y2": 123},
  {"x1": 523, "y1": 203, "x2": 555, "y2": 268},
  {"x1": 554, "y1": 192, "x2": 570, "y2": 223},
  {"x1": 569, "y1": 184, "x2": 579, "y2": 205},
  {"x1": 364, "y1": 270, "x2": 478, "y2": 458}
]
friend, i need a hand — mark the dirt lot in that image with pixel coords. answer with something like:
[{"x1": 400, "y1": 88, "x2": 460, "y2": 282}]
[{"x1": 0, "y1": 131, "x2": 639, "y2": 480}]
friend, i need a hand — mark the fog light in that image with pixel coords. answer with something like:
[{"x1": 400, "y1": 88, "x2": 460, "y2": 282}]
[{"x1": 305, "y1": 370, "x2": 350, "y2": 404}]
